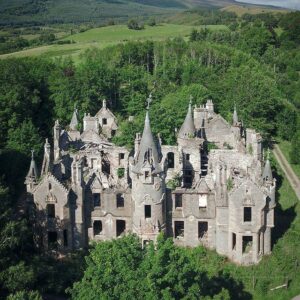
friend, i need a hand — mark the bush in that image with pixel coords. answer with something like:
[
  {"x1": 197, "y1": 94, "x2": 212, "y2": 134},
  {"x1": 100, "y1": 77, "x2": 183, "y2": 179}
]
[{"x1": 127, "y1": 19, "x2": 144, "y2": 30}]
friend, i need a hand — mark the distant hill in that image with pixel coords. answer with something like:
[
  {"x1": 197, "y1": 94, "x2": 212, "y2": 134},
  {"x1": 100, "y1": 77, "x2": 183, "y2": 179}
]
[{"x1": 0, "y1": 0, "x2": 238, "y2": 26}]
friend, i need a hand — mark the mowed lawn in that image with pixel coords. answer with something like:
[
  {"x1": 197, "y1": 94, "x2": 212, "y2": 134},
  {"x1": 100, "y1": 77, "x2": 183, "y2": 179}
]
[{"x1": 0, "y1": 23, "x2": 228, "y2": 61}]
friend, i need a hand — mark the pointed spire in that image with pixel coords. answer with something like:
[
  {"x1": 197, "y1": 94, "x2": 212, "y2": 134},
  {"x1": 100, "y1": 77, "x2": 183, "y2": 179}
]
[
  {"x1": 233, "y1": 104, "x2": 239, "y2": 126},
  {"x1": 178, "y1": 96, "x2": 195, "y2": 139},
  {"x1": 26, "y1": 150, "x2": 39, "y2": 180},
  {"x1": 69, "y1": 107, "x2": 78, "y2": 131},
  {"x1": 132, "y1": 108, "x2": 161, "y2": 174},
  {"x1": 263, "y1": 149, "x2": 273, "y2": 182}
]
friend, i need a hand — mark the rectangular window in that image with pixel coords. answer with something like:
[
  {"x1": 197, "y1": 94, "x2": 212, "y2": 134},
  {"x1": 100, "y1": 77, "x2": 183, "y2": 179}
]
[
  {"x1": 242, "y1": 236, "x2": 253, "y2": 254},
  {"x1": 232, "y1": 233, "x2": 236, "y2": 250},
  {"x1": 93, "y1": 193, "x2": 101, "y2": 207},
  {"x1": 116, "y1": 220, "x2": 126, "y2": 237},
  {"x1": 145, "y1": 205, "x2": 151, "y2": 218},
  {"x1": 198, "y1": 222, "x2": 208, "y2": 239},
  {"x1": 174, "y1": 221, "x2": 184, "y2": 238},
  {"x1": 63, "y1": 229, "x2": 68, "y2": 247},
  {"x1": 244, "y1": 207, "x2": 252, "y2": 222},
  {"x1": 103, "y1": 118, "x2": 107, "y2": 125},
  {"x1": 119, "y1": 153, "x2": 125, "y2": 160},
  {"x1": 47, "y1": 204, "x2": 55, "y2": 218},
  {"x1": 175, "y1": 194, "x2": 182, "y2": 208},
  {"x1": 117, "y1": 194, "x2": 124, "y2": 208},
  {"x1": 186, "y1": 154, "x2": 190, "y2": 161},
  {"x1": 93, "y1": 221, "x2": 102, "y2": 235},
  {"x1": 145, "y1": 171, "x2": 150, "y2": 178}
]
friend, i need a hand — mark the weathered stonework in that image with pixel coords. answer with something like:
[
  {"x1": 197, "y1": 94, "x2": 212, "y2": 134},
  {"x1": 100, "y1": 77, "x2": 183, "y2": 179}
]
[{"x1": 25, "y1": 99, "x2": 276, "y2": 265}]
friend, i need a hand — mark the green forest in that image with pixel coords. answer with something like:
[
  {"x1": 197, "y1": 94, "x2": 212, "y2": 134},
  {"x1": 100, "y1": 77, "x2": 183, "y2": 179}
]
[{"x1": 0, "y1": 8, "x2": 300, "y2": 300}]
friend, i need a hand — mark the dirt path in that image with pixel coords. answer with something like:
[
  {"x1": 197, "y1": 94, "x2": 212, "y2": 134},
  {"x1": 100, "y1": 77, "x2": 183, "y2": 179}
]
[{"x1": 273, "y1": 144, "x2": 300, "y2": 200}]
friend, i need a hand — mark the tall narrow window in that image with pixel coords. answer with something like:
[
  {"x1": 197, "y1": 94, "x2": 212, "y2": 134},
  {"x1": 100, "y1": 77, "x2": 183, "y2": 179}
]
[
  {"x1": 145, "y1": 205, "x2": 151, "y2": 218},
  {"x1": 117, "y1": 194, "x2": 124, "y2": 208},
  {"x1": 242, "y1": 236, "x2": 253, "y2": 253},
  {"x1": 63, "y1": 229, "x2": 68, "y2": 247},
  {"x1": 186, "y1": 154, "x2": 190, "y2": 161},
  {"x1": 93, "y1": 221, "x2": 102, "y2": 235},
  {"x1": 174, "y1": 221, "x2": 184, "y2": 238},
  {"x1": 175, "y1": 194, "x2": 182, "y2": 208},
  {"x1": 93, "y1": 193, "x2": 101, "y2": 207},
  {"x1": 47, "y1": 204, "x2": 55, "y2": 218},
  {"x1": 116, "y1": 220, "x2": 126, "y2": 237},
  {"x1": 232, "y1": 233, "x2": 236, "y2": 250},
  {"x1": 167, "y1": 152, "x2": 175, "y2": 168},
  {"x1": 244, "y1": 207, "x2": 252, "y2": 222},
  {"x1": 198, "y1": 222, "x2": 208, "y2": 239},
  {"x1": 103, "y1": 118, "x2": 107, "y2": 125}
]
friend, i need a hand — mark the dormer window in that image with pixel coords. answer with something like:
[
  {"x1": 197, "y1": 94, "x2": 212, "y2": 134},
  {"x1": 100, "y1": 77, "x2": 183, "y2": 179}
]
[{"x1": 103, "y1": 118, "x2": 107, "y2": 125}]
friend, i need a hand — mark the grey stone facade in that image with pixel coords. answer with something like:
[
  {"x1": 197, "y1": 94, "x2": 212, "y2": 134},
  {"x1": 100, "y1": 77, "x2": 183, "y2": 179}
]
[{"x1": 25, "y1": 98, "x2": 276, "y2": 265}]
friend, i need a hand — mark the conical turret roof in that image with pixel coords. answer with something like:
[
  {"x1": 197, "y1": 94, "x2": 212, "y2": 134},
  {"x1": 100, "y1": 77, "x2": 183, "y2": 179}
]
[
  {"x1": 178, "y1": 99, "x2": 195, "y2": 139},
  {"x1": 70, "y1": 108, "x2": 78, "y2": 131},
  {"x1": 26, "y1": 150, "x2": 38, "y2": 180},
  {"x1": 263, "y1": 151, "x2": 273, "y2": 181},
  {"x1": 132, "y1": 111, "x2": 161, "y2": 174},
  {"x1": 233, "y1": 105, "x2": 239, "y2": 126}
]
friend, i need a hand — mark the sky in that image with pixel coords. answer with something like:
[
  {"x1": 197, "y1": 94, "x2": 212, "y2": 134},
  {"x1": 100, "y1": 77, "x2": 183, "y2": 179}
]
[{"x1": 235, "y1": 0, "x2": 300, "y2": 10}]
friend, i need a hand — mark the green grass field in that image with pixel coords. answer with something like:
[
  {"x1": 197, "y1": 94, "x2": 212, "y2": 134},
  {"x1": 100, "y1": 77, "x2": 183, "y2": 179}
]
[
  {"x1": 0, "y1": 23, "x2": 228, "y2": 61},
  {"x1": 278, "y1": 139, "x2": 300, "y2": 179}
]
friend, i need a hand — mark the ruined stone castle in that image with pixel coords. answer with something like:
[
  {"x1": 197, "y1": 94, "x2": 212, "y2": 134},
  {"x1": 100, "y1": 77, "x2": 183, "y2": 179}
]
[{"x1": 25, "y1": 97, "x2": 276, "y2": 265}]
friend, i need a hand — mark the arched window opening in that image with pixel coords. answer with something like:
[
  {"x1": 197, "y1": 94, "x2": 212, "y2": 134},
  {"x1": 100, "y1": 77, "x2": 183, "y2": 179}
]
[{"x1": 116, "y1": 194, "x2": 124, "y2": 208}]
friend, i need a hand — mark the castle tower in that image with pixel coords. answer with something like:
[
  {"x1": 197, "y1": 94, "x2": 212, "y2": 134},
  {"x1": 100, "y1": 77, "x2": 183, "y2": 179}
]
[
  {"x1": 130, "y1": 109, "x2": 166, "y2": 244},
  {"x1": 25, "y1": 150, "x2": 39, "y2": 193},
  {"x1": 177, "y1": 99, "x2": 201, "y2": 186}
]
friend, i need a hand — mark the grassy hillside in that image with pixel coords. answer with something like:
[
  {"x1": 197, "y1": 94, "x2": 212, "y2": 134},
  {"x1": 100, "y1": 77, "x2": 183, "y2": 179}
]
[
  {"x1": 221, "y1": 4, "x2": 289, "y2": 16},
  {"x1": 0, "y1": 23, "x2": 228, "y2": 61},
  {"x1": 0, "y1": 0, "x2": 260, "y2": 26}
]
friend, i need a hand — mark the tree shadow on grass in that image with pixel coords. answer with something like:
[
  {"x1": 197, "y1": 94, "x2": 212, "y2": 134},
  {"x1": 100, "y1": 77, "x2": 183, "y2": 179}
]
[{"x1": 271, "y1": 165, "x2": 297, "y2": 248}]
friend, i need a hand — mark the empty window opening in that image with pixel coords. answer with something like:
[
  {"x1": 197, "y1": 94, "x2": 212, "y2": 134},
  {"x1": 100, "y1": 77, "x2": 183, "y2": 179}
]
[
  {"x1": 116, "y1": 220, "x2": 126, "y2": 237},
  {"x1": 48, "y1": 231, "x2": 57, "y2": 249},
  {"x1": 184, "y1": 170, "x2": 193, "y2": 187},
  {"x1": 93, "y1": 193, "x2": 101, "y2": 207},
  {"x1": 167, "y1": 152, "x2": 175, "y2": 168},
  {"x1": 117, "y1": 194, "x2": 125, "y2": 208},
  {"x1": 199, "y1": 194, "x2": 207, "y2": 208},
  {"x1": 175, "y1": 194, "x2": 182, "y2": 208},
  {"x1": 117, "y1": 168, "x2": 125, "y2": 178},
  {"x1": 145, "y1": 205, "x2": 151, "y2": 218},
  {"x1": 119, "y1": 153, "x2": 125, "y2": 162},
  {"x1": 175, "y1": 221, "x2": 184, "y2": 238},
  {"x1": 145, "y1": 171, "x2": 150, "y2": 178},
  {"x1": 102, "y1": 159, "x2": 110, "y2": 175},
  {"x1": 242, "y1": 236, "x2": 253, "y2": 254},
  {"x1": 63, "y1": 229, "x2": 68, "y2": 247},
  {"x1": 232, "y1": 233, "x2": 236, "y2": 250},
  {"x1": 48, "y1": 183, "x2": 52, "y2": 191},
  {"x1": 103, "y1": 118, "x2": 107, "y2": 125},
  {"x1": 244, "y1": 207, "x2": 252, "y2": 222},
  {"x1": 186, "y1": 154, "x2": 190, "y2": 161},
  {"x1": 143, "y1": 240, "x2": 150, "y2": 247},
  {"x1": 111, "y1": 130, "x2": 116, "y2": 136},
  {"x1": 47, "y1": 204, "x2": 55, "y2": 218},
  {"x1": 93, "y1": 221, "x2": 102, "y2": 236},
  {"x1": 198, "y1": 222, "x2": 208, "y2": 239}
]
